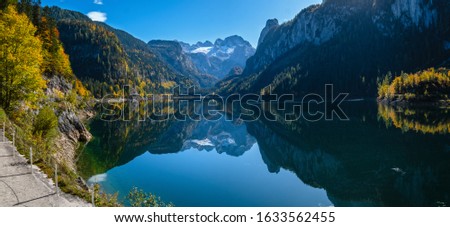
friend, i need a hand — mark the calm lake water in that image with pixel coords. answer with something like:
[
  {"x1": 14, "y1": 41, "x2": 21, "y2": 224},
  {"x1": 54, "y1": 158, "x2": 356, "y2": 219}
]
[{"x1": 78, "y1": 101, "x2": 450, "y2": 207}]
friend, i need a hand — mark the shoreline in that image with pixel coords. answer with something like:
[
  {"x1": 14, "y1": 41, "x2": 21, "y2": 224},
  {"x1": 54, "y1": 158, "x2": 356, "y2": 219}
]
[{"x1": 377, "y1": 98, "x2": 450, "y2": 108}]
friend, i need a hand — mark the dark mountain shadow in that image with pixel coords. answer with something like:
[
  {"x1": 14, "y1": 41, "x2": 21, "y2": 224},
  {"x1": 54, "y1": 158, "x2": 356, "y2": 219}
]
[{"x1": 246, "y1": 102, "x2": 450, "y2": 206}]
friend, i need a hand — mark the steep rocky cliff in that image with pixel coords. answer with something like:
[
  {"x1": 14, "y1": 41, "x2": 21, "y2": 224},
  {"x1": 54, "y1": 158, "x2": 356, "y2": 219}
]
[
  {"x1": 219, "y1": 0, "x2": 450, "y2": 97},
  {"x1": 45, "y1": 75, "x2": 93, "y2": 171}
]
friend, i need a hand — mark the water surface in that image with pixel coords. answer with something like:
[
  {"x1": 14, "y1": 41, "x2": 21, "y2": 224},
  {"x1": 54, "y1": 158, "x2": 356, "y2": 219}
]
[{"x1": 79, "y1": 101, "x2": 450, "y2": 207}]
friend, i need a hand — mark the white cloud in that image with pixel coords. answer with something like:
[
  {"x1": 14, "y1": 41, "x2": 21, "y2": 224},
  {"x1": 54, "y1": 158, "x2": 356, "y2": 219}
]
[
  {"x1": 93, "y1": 0, "x2": 103, "y2": 5},
  {"x1": 87, "y1": 173, "x2": 107, "y2": 183},
  {"x1": 87, "y1": 11, "x2": 107, "y2": 22}
]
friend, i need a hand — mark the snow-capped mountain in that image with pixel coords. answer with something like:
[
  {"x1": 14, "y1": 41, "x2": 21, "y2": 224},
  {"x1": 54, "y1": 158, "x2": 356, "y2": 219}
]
[
  {"x1": 147, "y1": 40, "x2": 218, "y2": 88},
  {"x1": 179, "y1": 35, "x2": 256, "y2": 79},
  {"x1": 181, "y1": 118, "x2": 256, "y2": 157}
]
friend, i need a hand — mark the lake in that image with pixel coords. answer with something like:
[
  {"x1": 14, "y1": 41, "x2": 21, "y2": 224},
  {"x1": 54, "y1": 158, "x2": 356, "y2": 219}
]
[{"x1": 78, "y1": 101, "x2": 450, "y2": 207}]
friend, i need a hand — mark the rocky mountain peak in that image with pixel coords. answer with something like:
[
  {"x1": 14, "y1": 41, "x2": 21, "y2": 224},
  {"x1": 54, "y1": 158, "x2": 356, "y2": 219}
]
[
  {"x1": 322, "y1": 0, "x2": 372, "y2": 5},
  {"x1": 266, "y1": 18, "x2": 280, "y2": 27},
  {"x1": 248, "y1": 0, "x2": 442, "y2": 74},
  {"x1": 221, "y1": 35, "x2": 249, "y2": 47},
  {"x1": 196, "y1": 40, "x2": 214, "y2": 47},
  {"x1": 180, "y1": 35, "x2": 255, "y2": 78},
  {"x1": 218, "y1": 0, "x2": 449, "y2": 98},
  {"x1": 258, "y1": 19, "x2": 279, "y2": 47},
  {"x1": 214, "y1": 38, "x2": 224, "y2": 46}
]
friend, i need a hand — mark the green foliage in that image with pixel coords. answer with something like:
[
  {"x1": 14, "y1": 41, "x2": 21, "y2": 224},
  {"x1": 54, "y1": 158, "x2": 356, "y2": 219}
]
[
  {"x1": 92, "y1": 184, "x2": 120, "y2": 207},
  {"x1": 60, "y1": 20, "x2": 127, "y2": 78},
  {"x1": 0, "y1": 107, "x2": 6, "y2": 122},
  {"x1": 65, "y1": 90, "x2": 77, "y2": 105},
  {"x1": 127, "y1": 187, "x2": 174, "y2": 207},
  {"x1": 32, "y1": 105, "x2": 58, "y2": 139},
  {"x1": 47, "y1": 7, "x2": 194, "y2": 98},
  {"x1": 0, "y1": 109, "x2": 116, "y2": 207},
  {"x1": 55, "y1": 18, "x2": 130, "y2": 97}
]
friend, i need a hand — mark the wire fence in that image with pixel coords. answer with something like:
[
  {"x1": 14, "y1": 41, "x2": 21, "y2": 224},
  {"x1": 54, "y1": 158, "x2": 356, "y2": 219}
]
[
  {"x1": 1, "y1": 119, "x2": 59, "y2": 191},
  {"x1": 2, "y1": 118, "x2": 98, "y2": 207}
]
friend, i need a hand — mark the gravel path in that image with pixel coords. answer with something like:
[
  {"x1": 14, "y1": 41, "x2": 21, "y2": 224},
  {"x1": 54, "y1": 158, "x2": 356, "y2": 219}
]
[{"x1": 0, "y1": 132, "x2": 90, "y2": 207}]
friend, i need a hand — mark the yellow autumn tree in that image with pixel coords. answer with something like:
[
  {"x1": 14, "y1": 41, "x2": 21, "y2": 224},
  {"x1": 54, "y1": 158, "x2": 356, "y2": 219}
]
[{"x1": 0, "y1": 5, "x2": 46, "y2": 110}]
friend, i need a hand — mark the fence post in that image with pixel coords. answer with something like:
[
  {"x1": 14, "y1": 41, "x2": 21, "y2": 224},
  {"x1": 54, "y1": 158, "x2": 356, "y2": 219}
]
[
  {"x1": 30, "y1": 147, "x2": 33, "y2": 175},
  {"x1": 91, "y1": 186, "x2": 95, "y2": 207},
  {"x1": 55, "y1": 162, "x2": 59, "y2": 196},
  {"x1": 12, "y1": 131, "x2": 15, "y2": 158},
  {"x1": 3, "y1": 121, "x2": 5, "y2": 142}
]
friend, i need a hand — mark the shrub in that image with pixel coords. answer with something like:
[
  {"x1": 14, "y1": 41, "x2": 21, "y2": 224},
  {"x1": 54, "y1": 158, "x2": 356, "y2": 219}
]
[
  {"x1": 127, "y1": 187, "x2": 173, "y2": 207},
  {"x1": 32, "y1": 106, "x2": 58, "y2": 139}
]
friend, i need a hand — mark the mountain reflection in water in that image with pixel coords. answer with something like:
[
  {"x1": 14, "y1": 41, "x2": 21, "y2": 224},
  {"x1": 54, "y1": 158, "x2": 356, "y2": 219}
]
[{"x1": 78, "y1": 101, "x2": 450, "y2": 207}]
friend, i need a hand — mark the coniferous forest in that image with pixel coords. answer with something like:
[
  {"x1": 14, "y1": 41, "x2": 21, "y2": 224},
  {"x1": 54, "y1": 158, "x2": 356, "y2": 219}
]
[{"x1": 1, "y1": 0, "x2": 450, "y2": 208}]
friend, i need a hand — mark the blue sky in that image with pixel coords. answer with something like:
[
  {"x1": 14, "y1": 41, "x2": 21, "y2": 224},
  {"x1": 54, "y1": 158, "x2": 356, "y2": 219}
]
[{"x1": 42, "y1": 0, "x2": 321, "y2": 47}]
